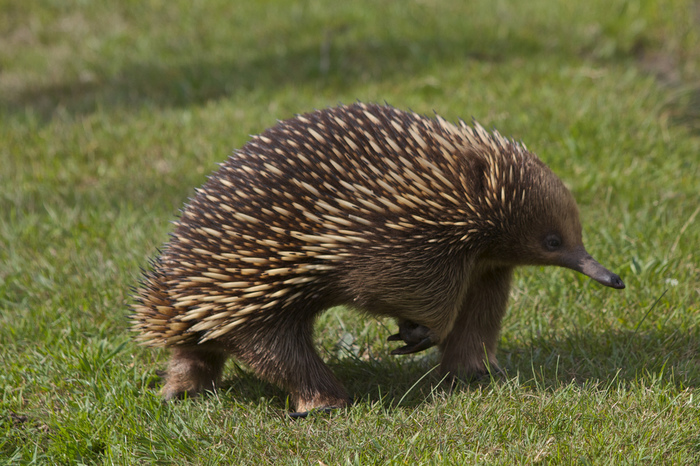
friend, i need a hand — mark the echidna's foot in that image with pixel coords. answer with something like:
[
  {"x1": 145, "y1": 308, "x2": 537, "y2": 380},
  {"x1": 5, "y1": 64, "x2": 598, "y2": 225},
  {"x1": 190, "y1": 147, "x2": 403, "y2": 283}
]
[
  {"x1": 288, "y1": 405, "x2": 343, "y2": 419},
  {"x1": 441, "y1": 361, "x2": 503, "y2": 384},
  {"x1": 160, "y1": 346, "x2": 227, "y2": 401},
  {"x1": 388, "y1": 320, "x2": 437, "y2": 355},
  {"x1": 293, "y1": 392, "x2": 351, "y2": 415},
  {"x1": 160, "y1": 379, "x2": 214, "y2": 401}
]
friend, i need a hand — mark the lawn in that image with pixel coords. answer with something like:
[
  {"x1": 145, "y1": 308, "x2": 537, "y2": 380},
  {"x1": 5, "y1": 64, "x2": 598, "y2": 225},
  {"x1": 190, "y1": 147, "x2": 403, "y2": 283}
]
[{"x1": 1, "y1": 0, "x2": 699, "y2": 463}]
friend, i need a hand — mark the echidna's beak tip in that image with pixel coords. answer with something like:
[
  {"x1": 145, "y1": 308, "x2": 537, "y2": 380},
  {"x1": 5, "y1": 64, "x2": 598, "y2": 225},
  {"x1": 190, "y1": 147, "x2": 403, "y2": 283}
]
[
  {"x1": 562, "y1": 247, "x2": 626, "y2": 290},
  {"x1": 608, "y1": 274, "x2": 625, "y2": 289}
]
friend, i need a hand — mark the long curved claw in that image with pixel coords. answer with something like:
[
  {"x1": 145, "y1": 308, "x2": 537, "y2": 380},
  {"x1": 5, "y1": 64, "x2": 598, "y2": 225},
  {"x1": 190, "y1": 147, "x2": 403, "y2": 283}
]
[
  {"x1": 390, "y1": 336, "x2": 436, "y2": 355},
  {"x1": 388, "y1": 320, "x2": 437, "y2": 355}
]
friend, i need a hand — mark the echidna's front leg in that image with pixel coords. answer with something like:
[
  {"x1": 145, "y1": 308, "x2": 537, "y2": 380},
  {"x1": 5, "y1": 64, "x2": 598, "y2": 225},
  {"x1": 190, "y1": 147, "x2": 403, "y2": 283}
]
[
  {"x1": 439, "y1": 266, "x2": 514, "y2": 379},
  {"x1": 161, "y1": 345, "x2": 228, "y2": 400}
]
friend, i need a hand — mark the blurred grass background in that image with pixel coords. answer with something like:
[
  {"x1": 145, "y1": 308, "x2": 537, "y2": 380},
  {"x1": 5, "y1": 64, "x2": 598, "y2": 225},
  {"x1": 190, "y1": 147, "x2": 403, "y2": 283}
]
[{"x1": 1, "y1": 0, "x2": 699, "y2": 463}]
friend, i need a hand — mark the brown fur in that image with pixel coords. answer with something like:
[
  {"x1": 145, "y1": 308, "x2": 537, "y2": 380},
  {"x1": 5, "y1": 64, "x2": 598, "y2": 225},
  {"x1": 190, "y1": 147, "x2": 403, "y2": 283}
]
[{"x1": 132, "y1": 103, "x2": 624, "y2": 414}]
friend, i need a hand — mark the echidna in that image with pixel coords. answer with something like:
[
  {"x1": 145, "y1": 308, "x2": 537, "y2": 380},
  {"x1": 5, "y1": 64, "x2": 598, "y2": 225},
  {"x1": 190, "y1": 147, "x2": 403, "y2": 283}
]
[{"x1": 132, "y1": 103, "x2": 625, "y2": 416}]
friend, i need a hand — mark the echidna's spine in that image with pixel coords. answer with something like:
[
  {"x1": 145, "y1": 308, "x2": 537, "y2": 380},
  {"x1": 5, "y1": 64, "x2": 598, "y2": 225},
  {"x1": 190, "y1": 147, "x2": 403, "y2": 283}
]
[{"x1": 131, "y1": 103, "x2": 535, "y2": 347}]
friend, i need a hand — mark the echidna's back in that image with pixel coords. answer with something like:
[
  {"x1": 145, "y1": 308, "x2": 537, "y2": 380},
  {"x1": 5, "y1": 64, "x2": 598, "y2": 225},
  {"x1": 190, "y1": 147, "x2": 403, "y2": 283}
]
[{"x1": 131, "y1": 103, "x2": 522, "y2": 348}]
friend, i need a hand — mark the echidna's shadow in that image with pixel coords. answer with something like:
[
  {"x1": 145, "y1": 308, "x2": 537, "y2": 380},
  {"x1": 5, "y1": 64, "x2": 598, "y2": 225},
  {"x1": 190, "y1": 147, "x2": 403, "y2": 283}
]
[
  {"x1": 217, "y1": 326, "x2": 698, "y2": 411},
  {"x1": 215, "y1": 354, "x2": 447, "y2": 412}
]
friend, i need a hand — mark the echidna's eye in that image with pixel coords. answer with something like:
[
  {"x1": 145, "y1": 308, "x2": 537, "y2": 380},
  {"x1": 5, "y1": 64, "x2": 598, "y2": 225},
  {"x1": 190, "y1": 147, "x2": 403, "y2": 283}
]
[{"x1": 544, "y1": 234, "x2": 562, "y2": 251}]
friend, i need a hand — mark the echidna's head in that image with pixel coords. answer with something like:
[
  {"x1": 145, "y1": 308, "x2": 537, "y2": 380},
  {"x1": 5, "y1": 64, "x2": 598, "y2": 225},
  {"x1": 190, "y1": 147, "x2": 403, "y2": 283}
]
[{"x1": 480, "y1": 153, "x2": 625, "y2": 289}]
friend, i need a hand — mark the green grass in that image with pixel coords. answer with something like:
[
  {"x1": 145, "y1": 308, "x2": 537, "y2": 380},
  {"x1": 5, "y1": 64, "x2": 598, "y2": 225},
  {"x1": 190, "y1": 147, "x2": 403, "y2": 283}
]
[{"x1": 1, "y1": 0, "x2": 699, "y2": 463}]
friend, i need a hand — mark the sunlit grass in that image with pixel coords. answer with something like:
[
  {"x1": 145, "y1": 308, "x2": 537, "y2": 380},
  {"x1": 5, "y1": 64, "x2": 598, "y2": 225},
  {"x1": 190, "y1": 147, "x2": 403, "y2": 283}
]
[{"x1": 1, "y1": 0, "x2": 699, "y2": 463}]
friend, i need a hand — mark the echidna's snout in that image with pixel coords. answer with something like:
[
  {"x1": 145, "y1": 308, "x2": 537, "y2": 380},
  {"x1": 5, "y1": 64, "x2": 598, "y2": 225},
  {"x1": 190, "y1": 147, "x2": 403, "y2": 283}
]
[
  {"x1": 605, "y1": 272, "x2": 625, "y2": 289},
  {"x1": 590, "y1": 268, "x2": 625, "y2": 289},
  {"x1": 561, "y1": 246, "x2": 626, "y2": 289}
]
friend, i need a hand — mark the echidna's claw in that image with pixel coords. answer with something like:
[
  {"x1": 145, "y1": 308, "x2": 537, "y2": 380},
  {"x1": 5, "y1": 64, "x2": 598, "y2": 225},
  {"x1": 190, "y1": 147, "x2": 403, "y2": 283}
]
[
  {"x1": 390, "y1": 336, "x2": 436, "y2": 355},
  {"x1": 388, "y1": 320, "x2": 437, "y2": 355}
]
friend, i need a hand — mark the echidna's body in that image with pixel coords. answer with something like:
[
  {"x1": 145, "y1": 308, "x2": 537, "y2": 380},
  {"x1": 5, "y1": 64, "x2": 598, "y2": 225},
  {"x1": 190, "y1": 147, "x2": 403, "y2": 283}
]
[{"x1": 133, "y1": 103, "x2": 624, "y2": 415}]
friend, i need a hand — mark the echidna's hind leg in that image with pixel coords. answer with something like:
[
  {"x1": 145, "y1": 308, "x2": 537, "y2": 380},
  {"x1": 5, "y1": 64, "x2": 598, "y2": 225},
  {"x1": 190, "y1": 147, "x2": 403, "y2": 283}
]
[
  {"x1": 237, "y1": 319, "x2": 351, "y2": 415},
  {"x1": 439, "y1": 266, "x2": 513, "y2": 379},
  {"x1": 161, "y1": 345, "x2": 228, "y2": 400}
]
